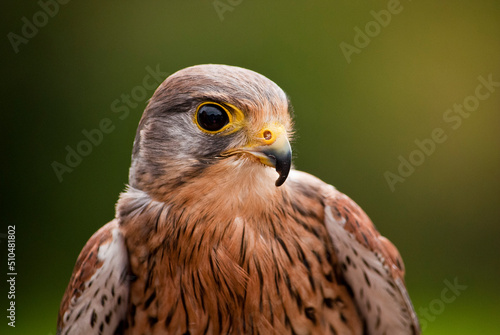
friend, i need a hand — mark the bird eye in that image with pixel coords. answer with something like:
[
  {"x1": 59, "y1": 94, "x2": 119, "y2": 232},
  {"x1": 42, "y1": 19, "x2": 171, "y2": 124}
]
[{"x1": 196, "y1": 103, "x2": 230, "y2": 132}]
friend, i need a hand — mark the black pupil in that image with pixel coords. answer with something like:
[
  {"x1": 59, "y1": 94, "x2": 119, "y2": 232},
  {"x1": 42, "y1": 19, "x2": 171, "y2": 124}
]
[{"x1": 197, "y1": 104, "x2": 229, "y2": 132}]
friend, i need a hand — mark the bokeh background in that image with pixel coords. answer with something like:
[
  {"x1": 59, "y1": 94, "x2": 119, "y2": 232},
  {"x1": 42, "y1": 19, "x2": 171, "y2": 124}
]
[{"x1": 2, "y1": 1, "x2": 499, "y2": 334}]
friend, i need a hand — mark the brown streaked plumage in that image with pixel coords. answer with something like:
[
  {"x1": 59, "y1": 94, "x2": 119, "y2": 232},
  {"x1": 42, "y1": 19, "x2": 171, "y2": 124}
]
[{"x1": 58, "y1": 64, "x2": 420, "y2": 335}]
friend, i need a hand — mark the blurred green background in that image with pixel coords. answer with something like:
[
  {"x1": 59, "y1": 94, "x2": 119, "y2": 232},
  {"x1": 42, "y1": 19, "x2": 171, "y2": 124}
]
[{"x1": 2, "y1": 0, "x2": 499, "y2": 334}]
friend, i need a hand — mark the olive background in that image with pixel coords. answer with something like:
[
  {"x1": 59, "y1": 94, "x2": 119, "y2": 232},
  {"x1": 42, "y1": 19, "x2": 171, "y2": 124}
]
[{"x1": 2, "y1": 1, "x2": 499, "y2": 334}]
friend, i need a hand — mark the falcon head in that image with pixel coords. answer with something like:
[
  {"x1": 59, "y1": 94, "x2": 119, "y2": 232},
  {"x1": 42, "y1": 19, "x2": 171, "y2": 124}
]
[{"x1": 129, "y1": 64, "x2": 293, "y2": 202}]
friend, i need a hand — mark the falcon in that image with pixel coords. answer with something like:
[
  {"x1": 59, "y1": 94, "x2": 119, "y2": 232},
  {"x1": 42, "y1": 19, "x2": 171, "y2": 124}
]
[{"x1": 57, "y1": 64, "x2": 420, "y2": 335}]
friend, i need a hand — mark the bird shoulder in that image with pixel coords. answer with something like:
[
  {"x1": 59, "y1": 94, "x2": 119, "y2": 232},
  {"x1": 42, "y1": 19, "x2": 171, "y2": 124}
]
[
  {"x1": 57, "y1": 220, "x2": 130, "y2": 335},
  {"x1": 320, "y1": 184, "x2": 420, "y2": 334}
]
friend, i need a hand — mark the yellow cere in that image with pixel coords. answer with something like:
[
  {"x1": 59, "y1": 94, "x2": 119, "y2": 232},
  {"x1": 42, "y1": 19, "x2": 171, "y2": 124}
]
[{"x1": 258, "y1": 123, "x2": 286, "y2": 146}]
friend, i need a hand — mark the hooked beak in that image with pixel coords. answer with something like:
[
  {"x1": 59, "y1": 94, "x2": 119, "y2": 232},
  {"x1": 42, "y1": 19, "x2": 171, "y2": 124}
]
[{"x1": 223, "y1": 124, "x2": 292, "y2": 187}]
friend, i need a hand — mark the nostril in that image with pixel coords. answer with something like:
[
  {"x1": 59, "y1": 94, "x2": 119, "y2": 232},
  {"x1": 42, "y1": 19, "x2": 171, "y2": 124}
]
[{"x1": 263, "y1": 130, "x2": 273, "y2": 140}]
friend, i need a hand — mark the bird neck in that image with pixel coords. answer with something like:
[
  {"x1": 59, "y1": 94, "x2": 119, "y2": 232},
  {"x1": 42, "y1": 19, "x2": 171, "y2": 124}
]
[
  {"x1": 115, "y1": 166, "x2": 290, "y2": 260},
  {"x1": 125, "y1": 156, "x2": 286, "y2": 218}
]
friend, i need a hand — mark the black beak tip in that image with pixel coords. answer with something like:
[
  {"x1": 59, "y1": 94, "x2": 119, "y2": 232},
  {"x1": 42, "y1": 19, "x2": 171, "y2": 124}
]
[
  {"x1": 275, "y1": 174, "x2": 288, "y2": 187},
  {"x1": 260, "y1": 140, "x2": 292, "y2": 187},
  {"x1": 274, "y1": 154, "x2": 292, "y2": 187}
]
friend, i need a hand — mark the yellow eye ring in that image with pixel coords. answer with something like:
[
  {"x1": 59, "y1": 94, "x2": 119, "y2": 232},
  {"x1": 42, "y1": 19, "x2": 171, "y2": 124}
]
[{"x1": 194, "y1": 102, "x2": 245, "y2": 135}]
